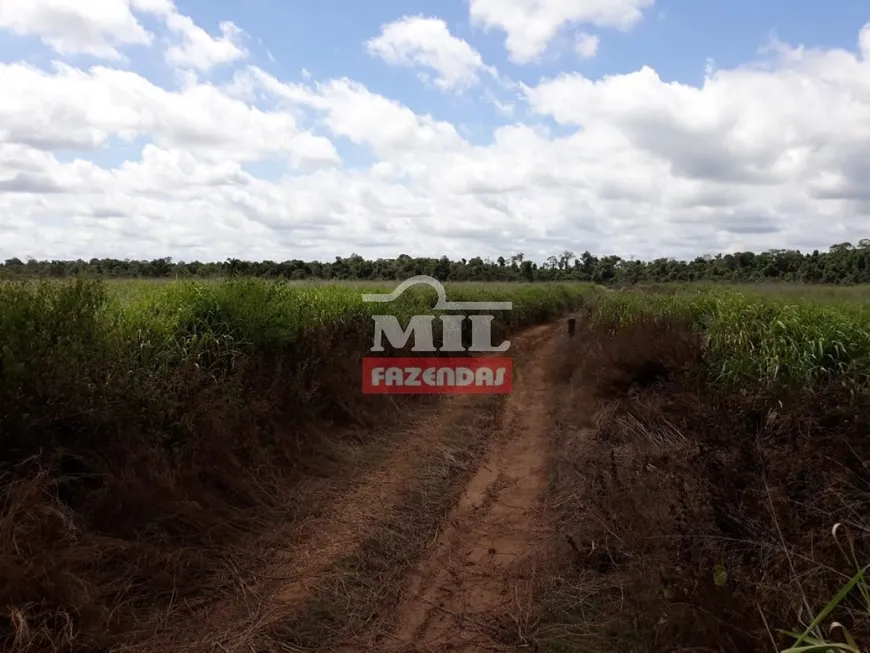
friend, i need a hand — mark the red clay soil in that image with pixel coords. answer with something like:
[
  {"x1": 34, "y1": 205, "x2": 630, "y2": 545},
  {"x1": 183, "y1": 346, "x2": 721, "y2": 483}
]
[
  {"x1": 373, "y1": 324, "x2": 563, "y2": 652},
  {"x1": 132, "y1": 321, "x2": 565, "y2": 653}
]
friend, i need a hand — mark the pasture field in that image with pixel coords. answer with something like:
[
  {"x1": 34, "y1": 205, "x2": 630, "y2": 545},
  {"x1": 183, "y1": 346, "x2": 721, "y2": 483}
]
[{"x1": 0, "y1": 278, "x2": 868, "y2": 653}]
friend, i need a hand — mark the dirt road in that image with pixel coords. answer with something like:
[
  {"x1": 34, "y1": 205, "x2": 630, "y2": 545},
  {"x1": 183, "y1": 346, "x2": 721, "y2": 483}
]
[
  {"x1": 144, "y1": 321, "x2": 564, "y2": 653},
  {"x1": 383, "y1": 325, "x2": 557, "y2": 651}
]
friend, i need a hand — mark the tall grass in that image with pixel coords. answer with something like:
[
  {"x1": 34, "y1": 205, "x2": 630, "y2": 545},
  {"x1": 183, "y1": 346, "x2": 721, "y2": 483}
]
[
  {"x1": 0, "y1": 278, "x2": 590, "y2": 465},
  {"x1": 584, "y1": 285, "x2": 870, "y2": 652},
  {"x1": 0, "y1": 277, "x2": 590, "y2": 652},
  {"x1": 590, "y1": 288, "x2": 870, "y2": 392}
]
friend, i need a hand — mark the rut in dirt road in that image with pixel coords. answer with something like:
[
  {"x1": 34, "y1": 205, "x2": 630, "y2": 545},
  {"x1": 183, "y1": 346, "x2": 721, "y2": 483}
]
[
  {"x1": 265, "y1": 324, "x2": 559, "y2": 609},
  {"x1": 383, "y1": 323, "x2": 561, "y2": 652},
  {"x1": 132, "y1": 322, "x2": 560, "y2": 653}
]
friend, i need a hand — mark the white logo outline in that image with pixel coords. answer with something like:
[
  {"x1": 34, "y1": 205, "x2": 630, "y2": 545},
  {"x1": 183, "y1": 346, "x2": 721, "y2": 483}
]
[{"x1": 361, "y1": 275, "x2": 512, "y2": 311}]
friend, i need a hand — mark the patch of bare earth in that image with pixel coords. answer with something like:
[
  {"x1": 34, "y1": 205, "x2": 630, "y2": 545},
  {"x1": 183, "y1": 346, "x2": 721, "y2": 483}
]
[
  {"x1": 370, "y1": 324, "x2": 563, "y2": 652},
  {"x1": 271, "y1": 397, "x2": 483, "y2": 606},
  {"x1": 129, "y1": 396, "x2": 482, "y2": 652},
  {"x1": 134, "y1": 321, "x2": 563, "y2": 653}
]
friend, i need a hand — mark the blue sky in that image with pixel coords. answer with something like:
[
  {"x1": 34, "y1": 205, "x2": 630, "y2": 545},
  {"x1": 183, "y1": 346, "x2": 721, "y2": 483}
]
[
  {"x1": 191, "y1": 0, "x2": 870, "y2": 102},
  {"x1": 7, "y1": 0, "x2": 867, "y2": 143},
  {"x1": 0, "y1": 0, "x2": 869, "y2": 262},
  {"x1": 193, "y1": 0, "x2": 870, "y2": 152},
  {"x1": 194, "y1": 0, "x2": 867, "y2": 79}
]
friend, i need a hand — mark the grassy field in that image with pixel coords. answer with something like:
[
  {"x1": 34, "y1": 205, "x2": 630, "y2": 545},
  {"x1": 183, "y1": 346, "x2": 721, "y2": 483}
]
[
  {"x1": 1, "y1": 278, "x2": 869, "y2": 652},
  {"x1": 0, "y1": 277, "x2": 590, "y2": 447},
  {"x1": 595, "y1": 285, "x2": 870, "y2": 390},
  {"x1": 0, "y1": 277, "x2": 590, "y2": 653}
]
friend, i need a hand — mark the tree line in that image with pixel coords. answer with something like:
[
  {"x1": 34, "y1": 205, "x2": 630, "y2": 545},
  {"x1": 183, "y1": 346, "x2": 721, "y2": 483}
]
[{"x1": 3, "y1": 240, "x2": 870, "y2": 284}]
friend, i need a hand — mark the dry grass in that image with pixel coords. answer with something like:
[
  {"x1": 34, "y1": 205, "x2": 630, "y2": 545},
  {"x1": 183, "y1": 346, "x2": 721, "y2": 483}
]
[{"x1": 533, "y1": 313, "x2": 870, "y2": 652}]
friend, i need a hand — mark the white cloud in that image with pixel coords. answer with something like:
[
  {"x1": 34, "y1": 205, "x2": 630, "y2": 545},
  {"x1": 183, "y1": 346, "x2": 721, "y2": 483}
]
[
  {"x1": 861, "y1": 23, "x2": 870, "y2": 60},
  {"x1": 3, "y1": 9, "x2": 870, "y2": 264},
  {"x1": 575, "y1": 31, "x2": 599, "y2": 58},
  {"x1": 0, "y1": 0, "x2": 246, "y2": 71},
  {"x1": 163, "y1": 14, "x2": 247, "y2": 70},
  {"x1": 469, "y1": 0, "x2": 654, "y2": 63},
  {"x1": 0, "y1": 0, "x2": 155, "y2": 59},
  {"x1": 248, "y1": 69, "x2": 466, "y2": 161},
  {"x1": 365, "y1": 16, "x2": 490, "y2": 90},
  {"x1": 0, "y1": 62, "x2": 339, "y2": 166}
]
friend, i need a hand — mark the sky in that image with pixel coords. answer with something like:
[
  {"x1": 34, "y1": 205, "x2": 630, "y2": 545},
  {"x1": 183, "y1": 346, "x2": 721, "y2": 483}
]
[{"x1": 1, "y1": 0, "x2": 870, "y2": 264}]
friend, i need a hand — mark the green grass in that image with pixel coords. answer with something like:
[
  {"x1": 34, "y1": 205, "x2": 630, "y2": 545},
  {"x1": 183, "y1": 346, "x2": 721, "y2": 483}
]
[
  {"x1": 778, "y1": 524, "x2": 870, "y2": 653},
  {"x1": 110, "y1": 277, "x2": 589, "y2": 349},
  {"x1": 0, "y1": 277, "x2": 591, "y2": 465},
  {"x1": 590, "y1": 286, "x2": 870, "y2": 392}
]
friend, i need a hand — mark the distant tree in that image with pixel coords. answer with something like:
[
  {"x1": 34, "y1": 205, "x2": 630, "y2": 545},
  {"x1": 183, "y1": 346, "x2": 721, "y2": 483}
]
[
  {"x1": 3, "y1": 239, "x2": 870, "y2": 285},
  {"x1": 520, "y1": 260, "x2": 534, "y2": 281}
]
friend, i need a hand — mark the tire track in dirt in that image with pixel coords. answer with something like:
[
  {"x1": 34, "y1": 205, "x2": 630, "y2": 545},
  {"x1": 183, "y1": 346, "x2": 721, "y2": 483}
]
[
  {"x1": 381, "y1": 323, "x2": 560, "y2": 652},
  {"x1": 138, "y1": 395, "x2": 484, "y2": 653},
  {"x1": 268, "y1": 395, "x2": 477, "y2": 605},
  {"x1": 266, "y1": 322, "x2": 558, "y2": 608},
  {"x1": 136, "y1": 322, "x2": 559, "y2": 653}
]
